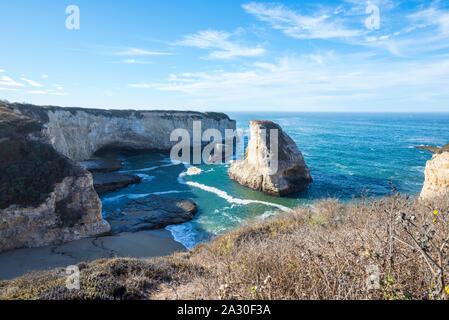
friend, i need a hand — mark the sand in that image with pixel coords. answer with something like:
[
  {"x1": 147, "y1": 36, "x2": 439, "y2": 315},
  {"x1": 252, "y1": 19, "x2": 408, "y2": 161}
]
[{"x1": 0, "y1": 229, "x2": 186, "y2": 280}]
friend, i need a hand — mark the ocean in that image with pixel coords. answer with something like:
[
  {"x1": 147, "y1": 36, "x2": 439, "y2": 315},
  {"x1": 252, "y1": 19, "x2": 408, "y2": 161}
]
[{"x1": 100, "y1": 112, "x2": 449, "y2": 249}]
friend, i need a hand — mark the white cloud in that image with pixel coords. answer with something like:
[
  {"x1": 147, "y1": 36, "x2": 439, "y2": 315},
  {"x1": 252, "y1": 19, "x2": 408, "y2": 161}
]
[
  {"x1": 0, "y1": 69, "x2": 4, "y2": 73},
  {"x1": 42, "y1": 74, "x2": 49, "y2": 79},
  {"x1": 408, "y1": 7, "x2": 449, "y2": 35},
  {"x1": 27, "y1": 89, "x2": 66, "y2": 96},
  {"x1": 0, "y1": 76, "x2": 25, "y2": 87},
  {"x1": 121, "y1": 59, "x2": 150, "y2": 64},
  {"x1": 0, "y1": 87, "x2": 17, "y2": 91},
  {"x1": 114, "y1": 48, "x2": 171, "y2": 56},
  {"x1": 176, "y1": 30, "x2": 265, "y2": 59},
  {"x1": 149, "y1": 53, "x2": 449, "y2": 110},
  {"x1": 21, "y1": 77, "x2": 44, "y2": 87},
  {"x1": 55, "y1": 85, "x2": 64, "y2": 90},
  {"x1": 242, "y1": 2, "x2": 362, "y2": 40},
  {"x1": 128, "y1": 83, "x2": 154, "y2": 88}
]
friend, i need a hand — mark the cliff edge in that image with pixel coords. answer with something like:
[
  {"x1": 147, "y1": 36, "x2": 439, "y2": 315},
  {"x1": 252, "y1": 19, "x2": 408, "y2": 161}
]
[
  {"x1": 420, "y1": 143, "x2": 449, "y2": 200},
  {"x1": 0, "y1": 105, "x2": 110, "y2": 252}
]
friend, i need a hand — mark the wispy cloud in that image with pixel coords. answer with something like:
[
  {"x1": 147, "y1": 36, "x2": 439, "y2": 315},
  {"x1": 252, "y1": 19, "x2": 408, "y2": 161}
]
[
  {"x1": 408, "y1": 7, "x2": 449, "y2": 35},
  {"x1": 0, "y1": 76, "x2": 25, "y2": 87},
  {"x1": 176, "y1": 30, "x2": 265, "y2": 59},
  {"x1": 41, "y1": 74, "x2": 48, "y2": 79},
  {"x1": 242, "y1": 2, "x2": 363, "y2": 40},
  {"x1": 0, "y1": 69, "x2": 5, "y2": 73},
  {"x1": 149, "y1": 52, "x2": 449, "y2": 110},
  {"x1": 121, "y1": 59, "x2": 150, "y2": 64},
  {"x1": 128, "y1": 83, "x2": 154, "y2": 88},
  {"x1": 27, "y1": 89, "x2": 66, "y2": 96},
  {"x1": 20, "y1": 77, "x2": 44, "y2": 87},
  {"x1": 114, "y1": 47, "x2": 172, "y2": 56}
]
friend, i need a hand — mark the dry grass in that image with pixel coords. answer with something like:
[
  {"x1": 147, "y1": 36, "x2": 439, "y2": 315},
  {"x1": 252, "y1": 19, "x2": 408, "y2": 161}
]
[{"x1": 1, "y1": 192, "x2": 448, "y2": 300}]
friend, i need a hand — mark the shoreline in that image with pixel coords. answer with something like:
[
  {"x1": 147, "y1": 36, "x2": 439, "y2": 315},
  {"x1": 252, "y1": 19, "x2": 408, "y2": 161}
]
[{"x1": 0, "y1": 229, "x2": 186, "y2": 280}]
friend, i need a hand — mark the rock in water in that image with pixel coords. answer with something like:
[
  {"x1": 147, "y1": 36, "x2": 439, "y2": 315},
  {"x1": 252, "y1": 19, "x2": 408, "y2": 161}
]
[
  {"x1": 420, "y1": 143, "x2": 449, "y2": 201},
  {"x1": 79, "y1": 158, "x2": 123, "y2": 172},
  {"x1": 228, "y1": 120, "x2": 312, "y2": 196},
  {"x1": 92, "y1": 172, "x2": 142, "y2": 193},
  {"x1": 106, "y1": 195, "x2": 198, "y2": 233}
]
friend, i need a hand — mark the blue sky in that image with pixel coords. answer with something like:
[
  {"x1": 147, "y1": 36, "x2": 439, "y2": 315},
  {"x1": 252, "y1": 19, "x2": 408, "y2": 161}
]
[{"x1": 0, "y1": 0, "x2": 448, "y2": 112}]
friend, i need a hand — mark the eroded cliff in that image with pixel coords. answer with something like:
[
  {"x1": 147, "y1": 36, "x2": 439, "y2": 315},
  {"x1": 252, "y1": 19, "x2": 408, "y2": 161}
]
[
  {"x1": 0, "y1": 105, "x2": 109, "y2": 252},
  {"x1": 7, "y1": 103, "x2": 236, "y2": 161},
  {"x1": 0, "y1": 102, "x2": 235, "y2": 252},
  {"x1": 420, "y1": 143, "x2": 449, "y2": 200}
]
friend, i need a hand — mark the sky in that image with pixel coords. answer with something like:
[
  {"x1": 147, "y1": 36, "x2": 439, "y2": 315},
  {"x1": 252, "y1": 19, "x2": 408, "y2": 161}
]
[{"x1": 0, "y1": 0, "x2": 449, "y2": 112}]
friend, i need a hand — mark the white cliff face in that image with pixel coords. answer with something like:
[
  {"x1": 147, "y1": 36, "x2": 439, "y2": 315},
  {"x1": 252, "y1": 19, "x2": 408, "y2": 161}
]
[
  {"x1": 420, "y1": 151, "x2": 449, "y2": 201},
  {"x1": 229, "y1": 120, "x2": 312, "y2": 196},
  {"x1": 0, "y1": 171, "x2": 110, "y2": 252},
  {"x1": 0, "y1": 104, "x2": 235, "y2": 252},
  {"x1": 42, "y1": 109, "x2": 236, "y2": 160}
]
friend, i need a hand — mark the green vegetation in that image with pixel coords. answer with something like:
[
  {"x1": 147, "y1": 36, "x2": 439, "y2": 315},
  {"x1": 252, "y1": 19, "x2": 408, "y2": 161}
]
[
  {"x1": 0, "y1": 106, "x2": 77, "y2": 209},
  {"x1": 1, "y1": 193, "x2": 448, "y2": 300}
]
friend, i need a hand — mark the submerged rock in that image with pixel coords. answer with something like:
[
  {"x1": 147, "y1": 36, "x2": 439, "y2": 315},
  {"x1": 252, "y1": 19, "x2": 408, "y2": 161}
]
[
  {"x1": 228, "y1": 120, "x2": 312, "y2": 196},
  {"x1": 79, "y1": 158, "x2": 123, "y2": 172},
  {"x1": 92, "y1": 172, "x2": 142, "y2": 193},
  {"x1": 107, "y1": 195, "x2": 198, "y2": 233},
  {"x1": 420, "y1": 144, "x2": 449, "y2": 200}
]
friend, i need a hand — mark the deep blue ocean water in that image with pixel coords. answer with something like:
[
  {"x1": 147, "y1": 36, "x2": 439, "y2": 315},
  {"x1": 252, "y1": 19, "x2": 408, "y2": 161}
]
[{"x1": 100, "y1": 112, "x2": 449, "y2": 249}]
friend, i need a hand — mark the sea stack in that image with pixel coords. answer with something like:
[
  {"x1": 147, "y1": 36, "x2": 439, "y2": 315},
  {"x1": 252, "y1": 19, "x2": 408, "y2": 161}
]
[
  {"x1": 420, "y1": 143, "x2": 449, "y2": 201},
  {"x1": 228, "y1": 120, "x2": 312, "y2": 196}
]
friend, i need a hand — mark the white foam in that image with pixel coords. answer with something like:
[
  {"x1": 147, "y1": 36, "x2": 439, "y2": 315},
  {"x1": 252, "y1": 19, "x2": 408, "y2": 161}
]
[
  {"x1": 102, "y1": 190, "x2": 186, "y2": 203},
  {"x1": 120, "y1": 162, "x2": 179, "y2": 173},
  {"x1": 178, "y1": 164, "x2": 293, "y2": 212},
  {"x1": 185, "y1": 181, "x2": 293, "y2": 212},
  {"x1": 135, "y1": 173, "x2": 155, "y2": 182}
]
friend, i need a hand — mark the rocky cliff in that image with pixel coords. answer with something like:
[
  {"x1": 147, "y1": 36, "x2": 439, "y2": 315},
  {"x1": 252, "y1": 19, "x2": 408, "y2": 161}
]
[
  {"x1": 228, "y1": 120, "x2": 312, "y2": 196},
  {"x1": 420, "y1": 143, "x2": 449, "y2": 200},
  {"x1": 6, "y1": 103, "x2": 236, "y2": 161},
  {"x1": 0, "y1": 102, "x2": 235, "y2": 252},
  {"x1": 0, "y1": 105, "x2": 109, "y2": 252}
]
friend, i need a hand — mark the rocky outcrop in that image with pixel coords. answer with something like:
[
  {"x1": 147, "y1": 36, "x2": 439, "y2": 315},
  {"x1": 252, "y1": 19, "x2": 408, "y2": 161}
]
[
  {"x1": 79, "y1": 158, "x2": 123, "y2": 172},
  {"x1": 228, "y1": 120, "x2": 312, "y2": 196},
  {"x1": 420, "y1": 143, "x2": 449, "y2": 200},
  {"x1": 107, "y1": 195, "x2": 198, "y2": 233},
  {"x1": 0, "y1": 172, "x2": 110, "y2": 252},
  {"x1": 6, "y1": 103, "x2": 236, "y2": 161},
  {"x1": 92, "y1": 172, "x2": 142, "y2": 194},
  {"x1": 0, "y1": 106, "x2": 110, "y2": 252}
]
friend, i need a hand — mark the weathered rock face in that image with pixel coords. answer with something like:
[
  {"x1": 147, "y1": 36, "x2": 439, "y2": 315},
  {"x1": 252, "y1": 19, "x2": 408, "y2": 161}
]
[
  {"x1": 7, "y1": 103, "x2": 236, "y2": 161},
  {"x1": 420, "y1": 144, "x2": 449, "y2": 201},
  {"x1": 0, "y1": 163, "x2": 110, "y2": 252},
  {"x1": 0, "y1": 104, "x2": 111, "y2": 252},
  {"x1": 107, "y1": 195, "x2": 198, "y2": 233},
  {"x1": 228, "y1": 120, "x2": 312, "y2": 196}
]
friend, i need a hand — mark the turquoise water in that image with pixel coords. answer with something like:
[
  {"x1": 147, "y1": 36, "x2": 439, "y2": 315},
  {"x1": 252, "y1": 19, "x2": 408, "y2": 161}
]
[{"x1": 100, "y1": 112, "x2": 449, "y2": 249}]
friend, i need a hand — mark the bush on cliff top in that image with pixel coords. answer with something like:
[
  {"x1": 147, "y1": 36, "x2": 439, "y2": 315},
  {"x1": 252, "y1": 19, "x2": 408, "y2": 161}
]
[
  {"x1": 0, "y1": 107, "x2": 76, "y2": 209},
  {"x1": 1, "y1": 193, "x2": 448, "y2": 300}
]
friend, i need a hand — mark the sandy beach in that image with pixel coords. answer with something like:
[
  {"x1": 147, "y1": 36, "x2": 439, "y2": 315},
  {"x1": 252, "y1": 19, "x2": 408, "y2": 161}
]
[{"x1": 0, "y1": 229, "x2": 186, "y2": 280}]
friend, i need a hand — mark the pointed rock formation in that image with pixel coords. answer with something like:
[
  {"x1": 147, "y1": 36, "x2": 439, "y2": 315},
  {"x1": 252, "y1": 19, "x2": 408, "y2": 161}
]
[
  {"x1": 228, "y1": 120, "x2": 312, "y2": 196},
  {"x1": 420, "y1": 143, "x2": 449, "y2": 200}
]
